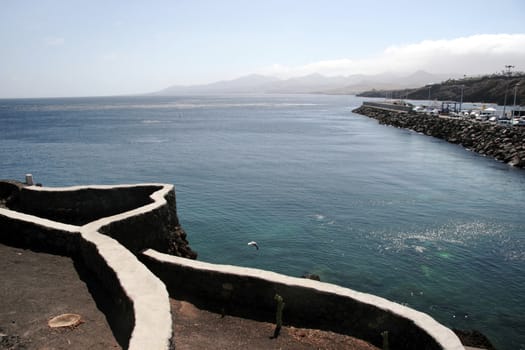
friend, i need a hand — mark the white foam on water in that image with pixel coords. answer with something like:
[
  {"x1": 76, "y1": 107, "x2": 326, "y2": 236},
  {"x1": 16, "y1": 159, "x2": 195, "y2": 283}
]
[
  {"x1": 370, "y1": 220, "x2": 513, "y2": 256},
  {"x1": 133, "y1": 137, "x2": 167, "y2": 144},
  {"x1": 141, "y1": 119, "x2": 163, "y2": 124},
  {"x1": 415, "y1": 246, "x2": 426, "y2": 253}
]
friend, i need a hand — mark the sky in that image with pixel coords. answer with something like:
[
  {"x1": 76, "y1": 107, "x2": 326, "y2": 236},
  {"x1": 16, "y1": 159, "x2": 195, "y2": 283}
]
[{"x1": 1, "y1": 0, "x2": 524, "y2": 98}]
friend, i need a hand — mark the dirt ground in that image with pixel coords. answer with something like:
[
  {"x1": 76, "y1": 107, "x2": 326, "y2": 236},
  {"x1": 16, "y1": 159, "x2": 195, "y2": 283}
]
[
  {"x1": 0, "y1": 243, "x2": 120, "y2": 350},
  {"x1": 1, "y1": 242, "x2": 381, "y2": 350},
  {"x1": 171, "y1": 299, "x2": 380, "y2": 350}
]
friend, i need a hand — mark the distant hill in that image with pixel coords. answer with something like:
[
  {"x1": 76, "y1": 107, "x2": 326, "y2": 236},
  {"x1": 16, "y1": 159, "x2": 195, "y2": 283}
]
[
  {"x1": 153, "y1": 74, "x2": 280, "y2": 95},
  {"x1": 322, "y1": 70, "x2": 455, "y2": 95},
  {"x1": 150, "y1": 71, "x2": 458, "y2": 95},
  {"x1": 358, "y1": 74, "x2": 525, "y2": 105}
]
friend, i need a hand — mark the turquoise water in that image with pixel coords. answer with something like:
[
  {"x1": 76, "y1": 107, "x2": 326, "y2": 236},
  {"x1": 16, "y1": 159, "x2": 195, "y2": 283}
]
[{"x1": 1, "y1": 94, "x2": 524, "y2": 349}]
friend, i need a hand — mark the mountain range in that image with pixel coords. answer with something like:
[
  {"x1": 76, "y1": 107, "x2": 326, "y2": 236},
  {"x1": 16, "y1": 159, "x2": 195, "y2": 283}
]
[{"x1": 151, "y1": 70, "x2": 458, "y2": 95}]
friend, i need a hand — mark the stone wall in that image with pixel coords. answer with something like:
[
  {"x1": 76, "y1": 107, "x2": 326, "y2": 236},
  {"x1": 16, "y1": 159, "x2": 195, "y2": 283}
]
[
  {"x1": 0, "y1": 182, "x2": 196, "y2": 258},
  {"x1": 97, "y1": 188, "x2": 196, "y2": 258},
  {"x1": 353, "y1": 106, "x2": 525, "y2": 168},
  {"x1": 1, "y1": 181, "x2": 466, "y2": 350},
  {"x1": 10, "y1": 184, "x2": 159, "y2": 225},
  {"x1": 0, "y1": 210, "x2": 136, "y2": 349},
  {"x1": 0, "y1": 183, "x2": 183, "y2": 350},
  {"x1": 142, "y1": 249, "x2": 465, "y2": 350}
]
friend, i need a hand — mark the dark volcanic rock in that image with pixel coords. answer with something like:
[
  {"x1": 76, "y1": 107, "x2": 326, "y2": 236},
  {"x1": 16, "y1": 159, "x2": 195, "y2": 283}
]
[
  {"x1": 302, "y1": 273, "x2": 321, "y2": 281},
  {"x1": 453, "y1": 329, "x2": 497, "y2": 350},
  {"x1": 352, "y1": 106, "x2": 525, "y2": 169},
  {"x1": 167, "y1": 225, "x2": 198, "y2": 259}
]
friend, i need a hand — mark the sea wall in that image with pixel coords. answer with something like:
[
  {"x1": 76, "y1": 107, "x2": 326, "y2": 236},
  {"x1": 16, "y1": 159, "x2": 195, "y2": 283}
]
[
  {"x1": 97, "y1": 188, "x2": 196, "y2": 258},
  {"x1": 0, "y1": 207, "x2": 82, "y2": 256},
  {"x1": 362, "y1": 101, "x2": 413, "y2": 113},
  {"x1": 353, "y1": 105, "x2": 525, "y2": 168},
  {"x1": 0, "y1": 182, "x2": 182, "y2": 350},
  {"x1": 142, "y1": 249, "x2": 465, "y2": 350},
  {"x1": 1, "y1": 180, "x2": 466, "y2": 350},
  {"x1": 12, "y1": 185, "x2": 159, "y2": 225},
  {"x1": 0, "y1": 182, "x2": 196, "y2": 258}
]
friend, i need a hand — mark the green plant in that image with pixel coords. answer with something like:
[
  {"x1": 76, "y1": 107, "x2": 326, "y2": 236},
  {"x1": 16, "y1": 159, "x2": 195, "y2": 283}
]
[
  {"x1": 381, "y1": 330, "x2": 389, "y2": 350},
  {"x1": 272, "y1": 294, "x2": 285, "y2": 338}
]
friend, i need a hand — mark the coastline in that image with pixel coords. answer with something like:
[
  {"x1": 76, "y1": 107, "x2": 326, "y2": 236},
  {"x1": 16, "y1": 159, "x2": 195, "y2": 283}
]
[
  {"x1": 1, "y1": 181, "x2": 467, "y2": 350},
  {"x1": 352, "y1": 105, "x2": 525, "y2": 169}
]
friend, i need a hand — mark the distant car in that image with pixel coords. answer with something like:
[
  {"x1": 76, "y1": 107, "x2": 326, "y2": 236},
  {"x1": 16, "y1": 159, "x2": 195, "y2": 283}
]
[{"x1": 512, "y1": 118, "x2": 525, "y2": 126}]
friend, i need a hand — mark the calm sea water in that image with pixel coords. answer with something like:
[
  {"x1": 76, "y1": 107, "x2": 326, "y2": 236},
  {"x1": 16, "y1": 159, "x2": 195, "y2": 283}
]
[{"x1": 1, "y1": 94, "x2": 524, "y2": 349}]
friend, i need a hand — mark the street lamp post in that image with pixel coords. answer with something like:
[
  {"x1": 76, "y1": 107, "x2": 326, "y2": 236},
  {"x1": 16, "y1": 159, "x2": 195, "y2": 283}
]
[
  {"x1": 502, "y1": 65, "x2": 515, "y2": 118},
  {"x1": 503, "y1": 81, "x2": 510, "y2": 118},
  {"x1": 513, "y1": 83, "x2": 520, "y2": 107},
  {"x1": 459, "y1": 85, "x2": 464, "y2": 113}
]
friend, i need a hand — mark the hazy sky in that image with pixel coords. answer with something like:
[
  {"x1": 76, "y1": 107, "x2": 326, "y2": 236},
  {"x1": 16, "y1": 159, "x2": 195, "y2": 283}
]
[{"x1": 1, "y1": 0, "x2": 524, "y2": 98}]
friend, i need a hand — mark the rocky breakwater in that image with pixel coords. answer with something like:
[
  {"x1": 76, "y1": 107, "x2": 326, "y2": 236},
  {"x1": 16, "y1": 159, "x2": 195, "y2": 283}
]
[{"x1": 353, "y1": 105, "x2": 525, "y2": 169}]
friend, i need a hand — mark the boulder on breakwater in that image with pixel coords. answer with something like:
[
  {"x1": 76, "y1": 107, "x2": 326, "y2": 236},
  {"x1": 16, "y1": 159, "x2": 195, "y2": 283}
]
[{"x1": 353, "y1": 105, "x2": 525, "y2": 169}]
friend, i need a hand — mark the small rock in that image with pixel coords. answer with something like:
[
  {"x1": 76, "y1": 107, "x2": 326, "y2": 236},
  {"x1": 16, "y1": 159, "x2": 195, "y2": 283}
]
[{"x1": 302, "y1": 273, "x2": 321, "y2": 281}]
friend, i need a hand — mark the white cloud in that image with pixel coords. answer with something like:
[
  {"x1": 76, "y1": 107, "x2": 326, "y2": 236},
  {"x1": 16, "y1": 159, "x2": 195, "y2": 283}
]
[
  {"x1": 43, "y1": 36, "x2": 65, "y2": 46},
  {"x1": 259, "y1": 34, "x2": 525, "y2": 77}
]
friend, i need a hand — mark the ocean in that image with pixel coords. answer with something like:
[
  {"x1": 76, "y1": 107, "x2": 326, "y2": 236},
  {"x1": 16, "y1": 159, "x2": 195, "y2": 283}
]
[{"x1": 1, "y1": 94, "x2": 524, "y2": 349}]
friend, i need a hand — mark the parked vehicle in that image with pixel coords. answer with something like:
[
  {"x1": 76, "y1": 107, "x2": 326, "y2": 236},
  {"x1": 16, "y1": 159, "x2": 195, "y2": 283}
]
[
  {"x1": 511, "y1": 117, "x2": 525, "y2": 126},
  {"x1": 470, "y1": 107, "x2": 497, "y2": 121}
]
